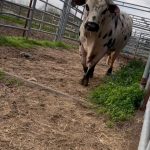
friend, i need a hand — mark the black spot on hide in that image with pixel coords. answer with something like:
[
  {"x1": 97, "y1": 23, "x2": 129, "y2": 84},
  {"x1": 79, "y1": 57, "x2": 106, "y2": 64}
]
[
  {"x1": 107, "y1": 38, "x2": 113, "y2": 48},
  {"x1": 103, "y1": 33, "x2": 108, "y2": 39},
  {"x1": 101, "y1": 8, "x2": 108, "y2": 15},
  {"x1": 108, "y1": 30, "x2": 112, "y2": 37},
  {"x1": 124, "y1": 36, "x2": 127, "y2": 41},
  {"x1": 115, "y1": 18, "x2": 118, "y2": 29},
  {"x1": 98, "y1": 32, "x2": 102, "y2": 38}
]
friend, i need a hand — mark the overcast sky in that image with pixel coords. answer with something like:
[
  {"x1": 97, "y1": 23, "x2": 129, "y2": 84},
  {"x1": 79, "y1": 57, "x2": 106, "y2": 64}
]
[
  {"x1": 12, "y1": 0, "x2": 150, "y2": 7},
  {"x1": 8, "y1": 0, "x2": 150, "y2": 18}
]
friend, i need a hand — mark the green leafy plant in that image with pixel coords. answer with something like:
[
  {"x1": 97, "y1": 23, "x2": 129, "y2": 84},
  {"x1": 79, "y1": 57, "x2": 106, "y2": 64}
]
[{"x1": 90, "y1": 60, "x2": 145, "y2": 122}]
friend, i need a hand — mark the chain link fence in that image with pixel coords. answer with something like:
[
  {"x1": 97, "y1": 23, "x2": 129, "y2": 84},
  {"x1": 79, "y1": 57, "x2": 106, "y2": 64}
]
[{"x1": 0, "y1": 0, "x2": 150, "y2": 58}]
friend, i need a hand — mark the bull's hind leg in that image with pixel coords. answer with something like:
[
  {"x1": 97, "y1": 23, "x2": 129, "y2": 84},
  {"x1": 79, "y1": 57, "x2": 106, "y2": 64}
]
[{"x1": 106, "y1": 51, "x2": 119, "y2": 75}]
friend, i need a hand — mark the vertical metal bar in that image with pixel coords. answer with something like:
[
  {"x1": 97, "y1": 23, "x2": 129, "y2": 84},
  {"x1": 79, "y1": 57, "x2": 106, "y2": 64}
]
[
  {"x1": 134, "y1": 32, "x2": 142, "y2": 58},
  {"x1": 23, "y1": 0, "x2": 37, "y2": 38},
  {"x1": 27, "y1": 0, "x2": 37, "y2": 37},
  {"x1": 18, "y1": 5, "x2": 22, "y2": 16},
  {"x1": 138, "y1": 99, "x2": 150, "y2": 150},
  {"x1": 0, "y1": 0, "x2": 4, "y2": 12},
  {"x1": 140, "y1": 74, "x2": 150, "y2": 110},
  {"x1": 141, "y1": 54, "x2": 150, "y2": 89},
  {"x1": 55, "y1": 0, "x2": 71, "y2": 41},
  {"x1": 23, "y1": 0, "x2": 33, "y2": 37},
  {"x1": 146, "y1": 141, "x2": 150, "y2": 150},
  {"x1": 40, "y1": 0, "x2": 48, "y2": 30}
]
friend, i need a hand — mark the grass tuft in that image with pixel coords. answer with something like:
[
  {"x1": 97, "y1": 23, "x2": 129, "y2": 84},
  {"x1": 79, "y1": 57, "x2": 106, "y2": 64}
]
[
  {"x1": 0, "y1": 36, "x2": 72, "y2": 49},
  {"x1": 0, "y1": 71, "x2": 5, "y2": 81},
  {"x1": 89, "y1": 60, "x2": 145, "y2": 122},
  {"x1": 0, "y1": 70, "x2": 22, "y2": 86}
]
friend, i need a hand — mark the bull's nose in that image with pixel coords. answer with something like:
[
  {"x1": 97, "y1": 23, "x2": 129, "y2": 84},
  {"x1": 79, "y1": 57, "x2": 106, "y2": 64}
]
[{"x1": 85, "y1": 22, "x2": 99, "y2": 32}]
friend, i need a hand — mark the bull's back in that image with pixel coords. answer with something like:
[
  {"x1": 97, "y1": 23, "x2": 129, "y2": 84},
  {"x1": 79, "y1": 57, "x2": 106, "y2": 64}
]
[
  {"x1": 107, "y1": 12, "x2": 132, "y2": 52},
  {"x1": 94, "y1": 12, "x2": 132, "y2": 53}
]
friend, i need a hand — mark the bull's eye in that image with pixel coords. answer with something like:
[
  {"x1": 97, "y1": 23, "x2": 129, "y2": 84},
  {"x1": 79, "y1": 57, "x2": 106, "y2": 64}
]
[{"x1": 85, "y1": 4, "x2": 89, "y2": 11}]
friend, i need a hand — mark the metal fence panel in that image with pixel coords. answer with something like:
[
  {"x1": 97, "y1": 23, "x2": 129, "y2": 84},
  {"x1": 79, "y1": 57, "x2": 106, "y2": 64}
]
[{"x1": 0, "y1": 0, "x2": 150, "y2": 59}]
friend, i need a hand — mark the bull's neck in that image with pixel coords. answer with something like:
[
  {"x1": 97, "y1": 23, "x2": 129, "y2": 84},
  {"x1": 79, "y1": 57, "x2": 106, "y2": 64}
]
[
  {"x1": 100, "y1": 13, "x2": 118, "y2": 33},
  {"x1": 84, "y1": 31, "x2": 98, "y2": 50}
]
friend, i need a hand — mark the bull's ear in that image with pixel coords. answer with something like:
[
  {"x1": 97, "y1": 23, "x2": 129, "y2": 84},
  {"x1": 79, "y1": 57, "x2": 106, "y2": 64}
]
[
  {"x1": 108, "y1": 4, "x2": 120, "y2": 14},
  {"x1": 71, "y1": 0, "x2": 86, "y2": 7}
]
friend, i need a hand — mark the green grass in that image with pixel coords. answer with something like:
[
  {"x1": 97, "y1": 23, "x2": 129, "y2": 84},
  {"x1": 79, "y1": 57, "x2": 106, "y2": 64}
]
[
  {"x1": 90, "y1": 60, "x2": 145, "y2": 122},
  {"x1": 1, "y1": 15, "x2": 57, "y2": 33},
  {"x1": 0, "y1": 15, "x2": 25, "y2": 25},
  {"x1": 0, "y1": 71, "x2": 5, "y2": 81},
  {"x1": 1, "y1": 15, "x2": 79, "y2": 39},
  {"x1": 0, "y1": 36, "x2": 72, "y2": 49}
]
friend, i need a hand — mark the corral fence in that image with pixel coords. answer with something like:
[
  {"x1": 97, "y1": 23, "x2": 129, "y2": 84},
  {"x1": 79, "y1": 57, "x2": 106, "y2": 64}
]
[
  {"x1": 138, "y1": 54, "x2": 150, "y2": 150},
  {"x1": 0, "y1": 0, "x2": 150, "y2": 58}
]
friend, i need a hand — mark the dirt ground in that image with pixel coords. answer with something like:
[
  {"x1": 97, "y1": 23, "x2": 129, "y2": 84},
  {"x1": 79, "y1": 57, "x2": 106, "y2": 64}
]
[{"x1": 0, "y1": 46, "x2": 144, "y2": 150}]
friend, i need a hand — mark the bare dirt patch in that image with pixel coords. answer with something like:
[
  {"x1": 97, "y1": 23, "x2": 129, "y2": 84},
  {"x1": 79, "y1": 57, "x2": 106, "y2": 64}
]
[
  {"x1": 0, "y1": 46, "x2": 126, "y2": 98},
  {"x1": 0, "y1": 46, "x2": 143, "y2": 150}
]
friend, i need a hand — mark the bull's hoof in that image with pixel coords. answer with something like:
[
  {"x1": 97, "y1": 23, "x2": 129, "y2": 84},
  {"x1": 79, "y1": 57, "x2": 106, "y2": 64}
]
[
  {"x1": 106, "y1": 68, "x2": 112, "y2": 76},
  {"x1": 80, "y1": 76, "x2": 89, "y2": 86}
]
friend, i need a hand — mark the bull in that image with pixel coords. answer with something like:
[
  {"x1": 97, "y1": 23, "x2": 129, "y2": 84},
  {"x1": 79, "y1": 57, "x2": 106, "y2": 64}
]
[{"x1": 71, "y1": 0, "x2": 133, "y2": 86}]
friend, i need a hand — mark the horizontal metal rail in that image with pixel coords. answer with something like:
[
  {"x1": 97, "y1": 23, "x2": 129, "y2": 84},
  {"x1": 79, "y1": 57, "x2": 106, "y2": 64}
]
[
  {"x1": 31, "y1": 27, "x2": 57, "y2": 35},
  {"x1": 114, "y1": 0, "x2": 150, "y2": 12},
  {"x1": 0, "y1": 23, "x2": 27, "y2": 31},
  {"x1": 1, "y1": 12, "x2": 30, "y2": 21},
  {"x1": 33, "y1": 18, "x2": 59, "y2": 28},
  {"x1": 0, "y1": 0, "x2": 150, "y2": 59}
]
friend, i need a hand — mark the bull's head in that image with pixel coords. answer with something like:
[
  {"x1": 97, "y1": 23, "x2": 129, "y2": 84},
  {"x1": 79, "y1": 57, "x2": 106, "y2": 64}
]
[{"x1": 71, "y1": 0, "x2": 120, "y2": 32}]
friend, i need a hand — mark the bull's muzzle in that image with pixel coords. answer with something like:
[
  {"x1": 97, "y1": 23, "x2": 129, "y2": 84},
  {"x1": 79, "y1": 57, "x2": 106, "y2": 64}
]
[{"x1": 85, "y1": 22, "x2": 99, "y2": 32}]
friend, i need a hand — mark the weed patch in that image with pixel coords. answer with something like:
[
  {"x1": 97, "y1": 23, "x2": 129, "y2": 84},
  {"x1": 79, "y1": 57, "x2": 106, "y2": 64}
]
[{"x1": 90, "y1": 60, "x2": 145, "y2": 122}]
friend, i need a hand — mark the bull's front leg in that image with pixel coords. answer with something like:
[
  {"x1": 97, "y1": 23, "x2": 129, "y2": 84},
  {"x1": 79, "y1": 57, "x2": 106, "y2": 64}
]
[
  {"x1": 79, "y1": 44, "x2": 92, "y2": 86},
  {"x1": 79, "y1": 44, "x2": 87, "y2": 73},
  {"x1": 81, "y1": 48, "x2": 107, "y2": 86},
  {"x1": 81, "y1": 65, "x2": 96, "y2": 86}
]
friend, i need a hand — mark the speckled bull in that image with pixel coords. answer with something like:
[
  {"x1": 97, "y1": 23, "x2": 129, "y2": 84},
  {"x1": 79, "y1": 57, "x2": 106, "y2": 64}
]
[{"x1": 71, "y1": 0, "x2": 133, "y2": 86}]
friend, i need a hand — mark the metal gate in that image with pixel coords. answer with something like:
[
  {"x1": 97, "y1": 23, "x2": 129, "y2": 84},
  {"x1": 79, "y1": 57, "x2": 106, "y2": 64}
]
[{"x1": 0, "y1": 0, "x2": 150, "y2": 58}]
